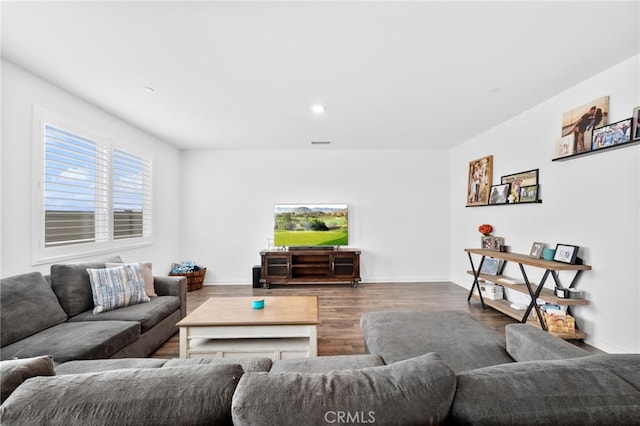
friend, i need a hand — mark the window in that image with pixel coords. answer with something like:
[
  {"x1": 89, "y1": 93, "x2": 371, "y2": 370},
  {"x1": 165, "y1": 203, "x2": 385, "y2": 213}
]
[
  {"x1": 33, "y1": 108, "x2": 152, "y2": 263},
  {"x1": 112, "y1": 148, "x2": 152, "y2": 240}
]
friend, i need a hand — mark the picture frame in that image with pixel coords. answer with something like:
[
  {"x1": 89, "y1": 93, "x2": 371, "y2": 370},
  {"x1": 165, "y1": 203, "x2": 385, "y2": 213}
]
[
  {"x1": 501, "y1": 169, "x2": 538, "y2": 204},
  {"x1": 480, "y1": 258, "x2": 501, "y2": 275},
  {"x1": 555, "y1": 133, "x2": 575, "y2": 158},
  {"x1": 519, "y1": 185, "x2": 538, "y2": 203},
  {"x1": 492, "y1": 236, "x2": 505, "y2": 252},
  {"x1": 488, "y1": 183, "x2": 510, "y2": 205},
  {"x1": 553, "y1": 243, "x2": 580, "y2": 264},
  {"x1": 529, "y1": 242, "x2": 544, "y2": 258},
  {"x1": 561, "y1": 96, "x2": 609, "y2": 153},
  {"x1": 632, "y1": 106, "x2": 640, "y2": 141},
  {"x1": 467, "y1": 155, "x2": 493, "y2": 206},
  {"x1": 480, "y1": 235, "x2": 495, "y2": 250},
  {"x1": 591, "y1": 118, "x2": 633, "y2": 151}
]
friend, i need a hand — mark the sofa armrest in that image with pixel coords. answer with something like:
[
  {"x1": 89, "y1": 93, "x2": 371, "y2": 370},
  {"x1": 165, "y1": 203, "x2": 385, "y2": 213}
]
[
  {"x1": 506, "y1": 323, "x2": 590, "y2": 362},
  {"x1": 153, "y1": 276, "x2": 187, "y2": 318}
]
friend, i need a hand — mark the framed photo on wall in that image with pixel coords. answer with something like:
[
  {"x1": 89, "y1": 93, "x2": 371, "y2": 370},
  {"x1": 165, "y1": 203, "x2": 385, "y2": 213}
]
[
  {"x1": 466, "y1": 155, "x2": 493, "y2": 206},
  {"x1": 632, "y1": 106, "x2": 640, "y2": 141},
  {"x1": 488, "y1": 183, "x2": 510, "y2": 205},
  {"x1": 555, "y1": 133, "x2": 575, "y2": 158},
  {"x1": 519, "y1": 185, "x2": 538, "y2": 203},
  {"x1": 592, "y1": 118, "x2": 632, "y2": 150},
  {"x1": 561, "y1": 96, "x2": 609, "y2": 153},
  {"x1": 501, "y1": 169, "x2": 538, "y2": 204}
]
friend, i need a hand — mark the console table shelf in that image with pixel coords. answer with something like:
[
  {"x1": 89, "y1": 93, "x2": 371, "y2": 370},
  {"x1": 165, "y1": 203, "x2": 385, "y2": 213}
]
[
  {"x1": 464, "y1": 248, "x2": 591, "y2": 340},
  {"x1": 260, "y1": 248, "x2": 361, "y2": 289}
]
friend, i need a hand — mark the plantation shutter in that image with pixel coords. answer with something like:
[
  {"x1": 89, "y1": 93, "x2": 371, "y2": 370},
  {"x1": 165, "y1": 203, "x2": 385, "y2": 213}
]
[
  {"x1": 112, "y1": 149, "x2": 152, "y2": 240},
  {"x1": 43, "y1": 124, "x2": 109, "y2": 247}
]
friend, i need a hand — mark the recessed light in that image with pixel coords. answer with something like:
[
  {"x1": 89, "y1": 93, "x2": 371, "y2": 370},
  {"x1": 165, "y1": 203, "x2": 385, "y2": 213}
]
[
  {"x1": 311, "y1": 104, "x2": 325, "y2": 114},
  {"x1": 143, "y1": 87, "x2": 154, "y2": 93}
]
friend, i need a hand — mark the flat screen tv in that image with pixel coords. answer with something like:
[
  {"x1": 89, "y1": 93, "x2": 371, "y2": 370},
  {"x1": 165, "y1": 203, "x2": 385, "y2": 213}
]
[{"x1": 274, "y1": 203, "x2": 348, "y2": 247}]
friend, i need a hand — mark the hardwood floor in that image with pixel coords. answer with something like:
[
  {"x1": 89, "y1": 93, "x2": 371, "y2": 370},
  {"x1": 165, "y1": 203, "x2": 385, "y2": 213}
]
[{"x1": 151, "y1": 281, "x2": 600, "y2": 359}]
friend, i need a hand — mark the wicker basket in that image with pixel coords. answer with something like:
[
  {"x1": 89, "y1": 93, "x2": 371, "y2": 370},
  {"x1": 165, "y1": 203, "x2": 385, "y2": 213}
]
[
  {"x1": 169, "y1": 266, "x2": 207, "y2": 292},
  {"x1": 542, "y1": 312, "x2": 575, "y2": 333}
]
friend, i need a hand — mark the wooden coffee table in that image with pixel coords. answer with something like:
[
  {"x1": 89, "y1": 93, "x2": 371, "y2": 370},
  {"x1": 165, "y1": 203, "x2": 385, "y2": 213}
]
[{"x1": 176, "y1": 296, "x2": 319, "y2": 360}]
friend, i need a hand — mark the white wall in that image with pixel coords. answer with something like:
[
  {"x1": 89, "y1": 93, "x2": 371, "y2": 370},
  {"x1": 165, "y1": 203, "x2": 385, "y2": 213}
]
[
  {"x1": 0, "y1": 60, "x2": 182, "y2": 277},
  {"x1": 180, "y1": 148, "x2": 450, "y2": 284},
  {"x1": 3, "y1": 53, "x2": 638, "y2": 353},
  {"x1": 450, "y1": 55, "x2": 640, "y2": 353}
]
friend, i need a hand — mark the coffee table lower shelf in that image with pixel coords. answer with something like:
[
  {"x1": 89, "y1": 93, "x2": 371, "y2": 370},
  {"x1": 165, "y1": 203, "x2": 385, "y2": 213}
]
[
  {"x1": 179, "y1": 324, "x2": 318, "y2": 360},
  {"x1": 471, "y1": 294, "x2": 587, "y2": 340},
  {"x1": 186, "y1": 337, "x2": 314, "y2": 360}
]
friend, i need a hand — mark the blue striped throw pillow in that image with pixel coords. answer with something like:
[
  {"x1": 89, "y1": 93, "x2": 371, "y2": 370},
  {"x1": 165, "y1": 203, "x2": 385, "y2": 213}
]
[{"x1": 87, "y1": 263, "x2": 150, "y2": 314}]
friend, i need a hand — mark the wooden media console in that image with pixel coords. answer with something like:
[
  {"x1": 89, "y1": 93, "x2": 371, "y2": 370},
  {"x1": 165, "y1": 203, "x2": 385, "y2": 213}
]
[{"x1": 260, "y1": 248, "x2": 361, "y2": 288}]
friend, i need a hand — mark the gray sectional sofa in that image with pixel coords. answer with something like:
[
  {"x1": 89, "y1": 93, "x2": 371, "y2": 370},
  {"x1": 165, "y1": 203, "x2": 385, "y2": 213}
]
[
  {"x1": 1, "y1": 310, "x2": 639, "y2": 425},
  {"x1": 0, "y1": 259, "x2": 186, "y2": 363}
]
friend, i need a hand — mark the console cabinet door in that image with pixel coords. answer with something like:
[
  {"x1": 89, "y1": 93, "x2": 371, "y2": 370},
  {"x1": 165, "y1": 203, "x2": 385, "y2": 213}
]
[
  {"x1": 331, "y1": 253, "x2": 359, "y2": 279},
  {"x1": 263, "y1": 255, "x2": 290, "y2": 280}
]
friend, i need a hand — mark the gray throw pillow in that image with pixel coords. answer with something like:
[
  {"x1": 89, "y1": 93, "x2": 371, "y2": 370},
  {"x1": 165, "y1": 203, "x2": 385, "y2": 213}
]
[
  {"x1": 0, "y1": 364, "x2": 243, "y2": 425},
  {"x1": 0, "y1": 272, "x2": 67, "y2": 347},
  {"x1": 0, "y1": 355, "x2": 55, "y2": 403},
  {"x1": 232, "y1": 352, "x2": 456, "y2": 426},
  {"x1": 49, "y1": 256, "x2": 123, "y2": 317}
]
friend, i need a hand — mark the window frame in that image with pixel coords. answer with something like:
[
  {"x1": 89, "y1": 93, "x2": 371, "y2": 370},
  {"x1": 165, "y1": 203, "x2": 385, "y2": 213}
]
[{"x1": 32, "y1": 106, "x2": 153, "y2": 265}]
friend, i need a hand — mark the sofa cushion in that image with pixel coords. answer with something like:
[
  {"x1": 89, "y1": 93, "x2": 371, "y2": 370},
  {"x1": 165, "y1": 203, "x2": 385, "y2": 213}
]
[
  {"x1": 0, "y1": 321, "x2": 140, "y2": 363},
  {"x1": 164, "y1": 357, "x2": 272, "y2": 373},
  {"x1": 67, "y1": 296, "x2": 179, "y2": 333},
  {"x1": 106, "y1": 261, "x2": 157, "y2": 298},
  {"x1": 55, "y1": 358, "x2": 168, "y2": 375},
  {"x1": 0, "y1": 272, "x2": 68, "y2": 347},
  {"x1": 361, "y1": 310, "x2": 514, "y2": 372},
  {"x1": 87, "y1": 264, "x2": 150, "y2": 314},
  {"x1": 0, "y1": 364, "x2": 243, "y2": 425},
  {"x1": 231, "y1": 353, "x2": 456, "y2": 426},
  {"x1": 451, "y1": 354, "x2": 640, "y2": 425},
  {"x1": 506, "y1": 323, "x2": 590, "y2": 362},
  {"x1": 0, "y1": 355, "x2": 55, "y2": 403},
  {"x1": 269, "y1": 354, "x2": 384, "y2": 373},
  {"x1": 50, "y1": 256, "x2": 122, "y2": 317}
]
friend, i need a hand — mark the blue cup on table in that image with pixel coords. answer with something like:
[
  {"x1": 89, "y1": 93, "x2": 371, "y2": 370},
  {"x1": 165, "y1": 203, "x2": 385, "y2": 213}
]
[
  {"x1": 542, "y1": 248, "x2": 555, "y2": 260},
  {"x1": 252, "y1": 299, "x2": 265, "y2": 309}
]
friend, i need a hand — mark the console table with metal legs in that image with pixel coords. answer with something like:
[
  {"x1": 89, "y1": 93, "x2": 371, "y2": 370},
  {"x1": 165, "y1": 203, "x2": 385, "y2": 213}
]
[{"x1": 464, "y1": 248, "x2": 591, "y2": 339}]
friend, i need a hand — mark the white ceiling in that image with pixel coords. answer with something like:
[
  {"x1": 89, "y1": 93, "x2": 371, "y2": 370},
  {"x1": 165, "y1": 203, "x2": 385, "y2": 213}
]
[{"x1": 2, "y1": 1, "x2": 639, "y2": 150}]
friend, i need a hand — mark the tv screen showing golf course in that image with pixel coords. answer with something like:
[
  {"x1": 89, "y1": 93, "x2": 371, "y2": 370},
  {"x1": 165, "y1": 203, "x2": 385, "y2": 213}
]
[{"x1": 274, "y1": 204, "x2": 348, "y2": 247}]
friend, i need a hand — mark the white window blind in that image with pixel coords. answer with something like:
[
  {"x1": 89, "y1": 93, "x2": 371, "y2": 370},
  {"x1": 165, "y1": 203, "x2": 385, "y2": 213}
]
[
  {"x1": 112, "y1": 149, "x2": 152, "y2": 240},
  {"x1": 33, "y1": 107, "x2": 153, "y2": 263},
  {"x1": 44, "y1": 124, "x2": 109, "y2": 247}
]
